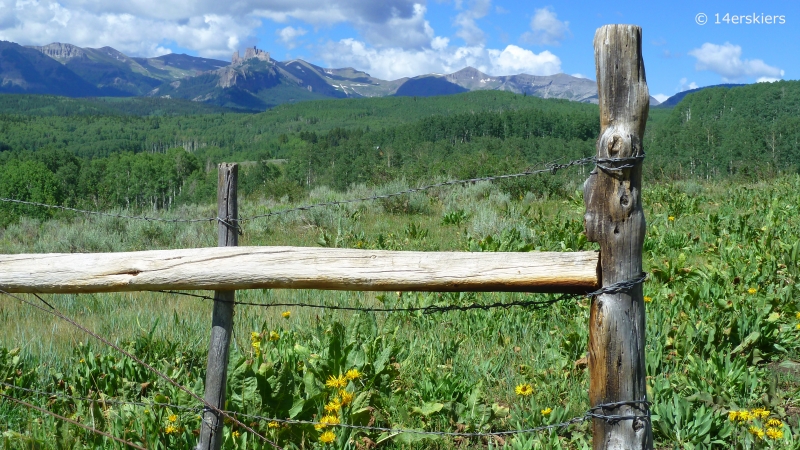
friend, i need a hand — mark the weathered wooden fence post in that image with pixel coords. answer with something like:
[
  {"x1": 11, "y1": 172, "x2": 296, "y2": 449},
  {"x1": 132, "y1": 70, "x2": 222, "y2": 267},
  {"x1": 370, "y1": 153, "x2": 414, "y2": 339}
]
[
  {"x1": 584, "y1": 25, "x2": 652, "y2": 449},
  {"x1": 198, "y1": 163, "x2": 239, "y2": 450}
]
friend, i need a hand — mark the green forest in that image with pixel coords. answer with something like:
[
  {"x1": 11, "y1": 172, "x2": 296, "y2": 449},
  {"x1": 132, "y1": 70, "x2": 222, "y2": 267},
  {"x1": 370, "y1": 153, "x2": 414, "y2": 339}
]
[{"x1": 1, "y1": 81, "x2": 799, "y2": 225}]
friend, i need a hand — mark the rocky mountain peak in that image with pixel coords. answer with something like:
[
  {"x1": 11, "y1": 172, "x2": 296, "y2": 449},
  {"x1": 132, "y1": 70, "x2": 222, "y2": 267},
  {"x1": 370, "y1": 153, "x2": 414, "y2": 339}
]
[
  {"x1": 232, "y1": 46, "x2": 270, "y2": 66},
  {"x1": 30, "y1": 43, "x2": 86, "y2": 61}
]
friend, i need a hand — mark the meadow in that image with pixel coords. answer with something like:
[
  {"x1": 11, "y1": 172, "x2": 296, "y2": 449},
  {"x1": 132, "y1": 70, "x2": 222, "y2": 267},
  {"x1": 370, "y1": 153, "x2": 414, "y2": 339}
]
[{"x1": 2, "y1": 170, "x2": 800, "y2": 449}]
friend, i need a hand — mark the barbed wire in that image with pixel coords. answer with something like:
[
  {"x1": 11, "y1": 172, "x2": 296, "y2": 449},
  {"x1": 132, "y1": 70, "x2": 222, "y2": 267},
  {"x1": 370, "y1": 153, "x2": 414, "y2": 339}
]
[
  {"x1": 0, "y1": 289, "x2": 281, "y2": 450},
  {"x1": 236, "y1": 156, "x2": 600, "y2": 222},
  {"x1": 225, "y1": 398, "x2": 649, "y2": 437},
  {"x1": 0, "y1": 154, "x2": 644, "y2": 225},
  {"x1": 0, "y1": 380, "x2": 649, "y2": 439},
  {"x1": 0, "y1": 380, "x2": 202, "y2": 414},
  {"x1": 0, "y1": 393, "x2": 148, "y2": 450},
  {"x1": 0, "y1": 196, "x2": 218, "y2": 223},
  {"x1": 158, "y1": 273, "x2": 647, "y2": 314}
]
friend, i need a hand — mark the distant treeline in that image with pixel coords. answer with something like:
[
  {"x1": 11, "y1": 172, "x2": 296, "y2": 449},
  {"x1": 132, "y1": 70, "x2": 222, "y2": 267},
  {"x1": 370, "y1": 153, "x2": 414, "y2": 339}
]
[{"x1": 1, "y1": 83, "x2": 800, "y2": 224}]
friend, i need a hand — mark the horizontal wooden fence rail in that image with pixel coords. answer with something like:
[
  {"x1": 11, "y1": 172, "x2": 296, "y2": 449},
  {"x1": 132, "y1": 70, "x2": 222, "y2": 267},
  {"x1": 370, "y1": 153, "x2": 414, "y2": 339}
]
[{"x1": 0, "y1": 246, "x2": 599, "y2": 294}]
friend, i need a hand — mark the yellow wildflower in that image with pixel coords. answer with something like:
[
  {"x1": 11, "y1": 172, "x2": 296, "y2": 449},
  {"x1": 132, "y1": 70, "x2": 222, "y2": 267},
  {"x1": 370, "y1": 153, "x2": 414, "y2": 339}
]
[
  {"x1": 282, "y1": 311, "x2": 291, "y2": 318},
  {"x1": 268, "y1": 421, "x2": 280, "y2": 428},
  {"x1": 643, "y1": 296, "x2": 652, "y2": 303},
  {"x1": 168, "y1": 414, "x2": 178, "y2": 423},
  {"x1": 514, "y1": 383, "x2": 533, "y2": 396},
  {"x1": 321, "y1": 415, "x2": 340, "y2": 426},
  {"x1": 541, "y1": 407, "x2": 552, "y2": 416},
  {"x1": 766, "y1": 418, "x2": 782, "y2": 427},
  {"x1": 324, "y1": 398, "x2": 342, "y2": 413},
  {"x1": 796, "y1": 323, "x2": 800, "y2": 330},
  {"x1": 766, "y1": 427, "x2": 784, "y2": 439},
  {"x1": 269, "y1": 331, "x2": 280, "y2": 341},
  {"x1": 319, "y1": 430, "x2": 336, "y2": 444},
  {"x1": 164, "y1": 425, "x2": 179, "y2": 434},
  {"x1": 345, "y1": 368, "x2": 362, "y2": 380},
  {"x1": 339, "y1": 390, "x2": 354, "y2": 406},
  {"x1": 748, "y1": 287, "x2": 757, "y2": 294},
  {"x1": 232, "y1": 431, "x2": 241, "y2": 438},
  {"x1": 325, "y1": 374, "x2": 347, "y2": 389},
  {"x1": 796, "y1": 311, "x2": 800, "y2": 319},
  {"x1": 729, "y1": 410, "x2": 751, "y2": 422},
  {"x1": 751, "y1": 408, "x2": 770, "y2": 420},
  {"x1": 251, "y1": 332, "x2": 263, "y2": 356},
  {"x1": 668, "y1": 216, "x2": 675, "y2": 221},
  {"x1": 748, "y1": 426, "x2": 765, "y2": 439}
]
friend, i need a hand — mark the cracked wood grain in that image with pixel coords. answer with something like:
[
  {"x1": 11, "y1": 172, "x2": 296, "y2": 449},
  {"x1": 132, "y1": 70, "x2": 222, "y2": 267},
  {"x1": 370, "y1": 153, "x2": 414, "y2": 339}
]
[{"x1": 0, "y1": 246, "x2": 599, "y2": 294}]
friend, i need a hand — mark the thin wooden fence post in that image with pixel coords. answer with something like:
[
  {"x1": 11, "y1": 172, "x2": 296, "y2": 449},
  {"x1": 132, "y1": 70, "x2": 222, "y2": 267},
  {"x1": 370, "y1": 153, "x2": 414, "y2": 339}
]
[
  {"x1": 197, "y1": 163, "x2": 238, "y2": 450},
  {"x1": 584, "y1": 25, "x2": 652, "y2": 449}
]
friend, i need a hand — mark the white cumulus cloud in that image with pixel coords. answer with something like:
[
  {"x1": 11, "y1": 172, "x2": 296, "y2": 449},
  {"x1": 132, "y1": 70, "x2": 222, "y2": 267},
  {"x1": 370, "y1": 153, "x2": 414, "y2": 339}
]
[
  {"x1": 0, "y1": 0, "x2": 436, "y2": 58},
  {"x1": 454, "y1": 0, "x2": 491, "y2": 46},
  {"x1": 688, "y1": 42, "x2": 783, "y2": 82},
  {"x1": 522, "y1": 7, "x2": 570, "y2": 46},
  {"x1": 488, "y1": 45, "x2": 560, "y2": 75},
  {"x1": 320, "y1": 39, "x2": 561, "y2": 80},
  {"x1": 678, "y1": 77, "x2": 698, "y2": 92},
  {"x1": 277, "y1": 26, "x2": 307, "y2": 49}
]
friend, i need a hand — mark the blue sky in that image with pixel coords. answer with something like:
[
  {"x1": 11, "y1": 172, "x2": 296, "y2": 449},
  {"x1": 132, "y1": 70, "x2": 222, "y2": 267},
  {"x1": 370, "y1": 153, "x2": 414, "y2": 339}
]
[{"x1": 0, "y1": 0, "x2": 796, "y2": 101}]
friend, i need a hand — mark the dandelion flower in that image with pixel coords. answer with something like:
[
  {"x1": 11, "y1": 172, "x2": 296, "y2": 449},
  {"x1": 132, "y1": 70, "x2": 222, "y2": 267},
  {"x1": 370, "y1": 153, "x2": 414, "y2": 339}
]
[
  {"x1": 345, "y1": 368, "x2": 362, "y2": 380},
  {"x1": 232, "y1": 431, "x2": 241, "y2": 438},
  {"x1": 168, "y1": 414, "x2": 178, "y2": 423},
  {"x1": 751, "y1": 408, "x2": 770, "y2": 420},
  {"x1": 643, "y1": 296, "x2": 652, "y2": 303},
  {"x1": 796, "y1": 323, "x2": 800, "y2": 330},
  {"x1": 319, "y1": 430, "x2": 336, "y2": 444},
  {"x1": 325, "y1": 374, "x2": 347, "y2": 389},
  {"x1": 796, "y1": 312, "x2": 800, "y2": 319},
  {"x1": 268, "y1": 421, "x2": 280, "y2": 428},
  {"x1": 281, "y1": 311, "x2": 291, "y2": 318},
  {"x1": 766, "y1": 427, "x2": 784, "y2": 439},
  {"x1": 541, "y1": 407, "x2": 552, "y2": 416},
  {"x1": 748, "y1": 287, "x2": 757, "y2": 294},
  {"x1": 668, "y1": 216, "x2": 675, "y2": 221},
  {"x1": 324, "y1": 398, "x2": 342, "y2": 413},
  {"x1": 321, "y1": 415, "x2": 340, "y2": 426},
  {"x1": 515, "y1": 383, "x2": 533, "y2": 396},
  {"x1": 165, "y1": 425, "x2": 179, "y2": 434},
  {"x1": 729, "y1": 410, "x2": 751, "y2": 422},
  {"x1": 748, "y1": 426, "x2": 765, "y2": 439},
  {"x1": 339, "y1": 390, "x2": 355, "y2": 406},
  {"x1": 269, "y1": 331, "x2": 280, "y2": 341},
  {"x1": 251, "y1": 340, "x2": 261, "y2": 356},
  {"x1": 766, "y1": 418, "x2": 782, "y2": 427}
]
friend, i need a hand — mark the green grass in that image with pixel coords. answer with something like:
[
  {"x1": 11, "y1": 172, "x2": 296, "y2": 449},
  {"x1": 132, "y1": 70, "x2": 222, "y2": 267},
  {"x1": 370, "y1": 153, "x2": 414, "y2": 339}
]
[{"x1": 1, "y1": 174, "x2": 800, "y2": 449}]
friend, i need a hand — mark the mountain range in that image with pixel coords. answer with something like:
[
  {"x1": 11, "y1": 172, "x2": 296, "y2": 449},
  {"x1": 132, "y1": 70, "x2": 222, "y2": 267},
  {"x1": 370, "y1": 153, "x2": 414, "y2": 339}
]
[{"x1": 0, "y1": 40, "x2": 674, "y2": 111}]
